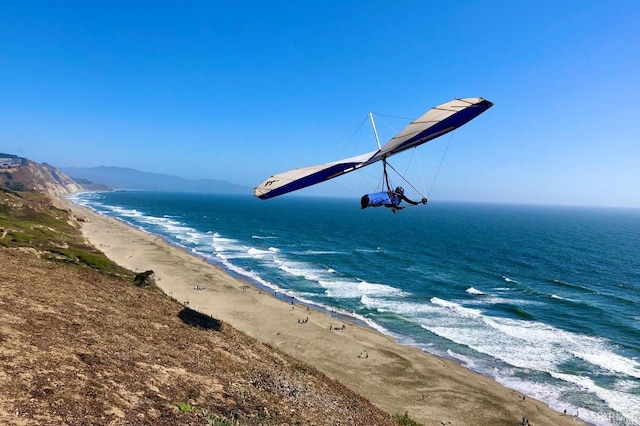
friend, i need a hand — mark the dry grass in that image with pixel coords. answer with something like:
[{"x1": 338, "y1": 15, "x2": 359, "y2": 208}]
[{"x1": 0, "y1": 249, "x2": 398, "y2": 426}]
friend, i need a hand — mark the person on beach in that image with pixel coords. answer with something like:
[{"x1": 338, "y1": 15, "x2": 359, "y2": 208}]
[{"x1": 360, "y1": 186, "x2": 426, "y2": 213}]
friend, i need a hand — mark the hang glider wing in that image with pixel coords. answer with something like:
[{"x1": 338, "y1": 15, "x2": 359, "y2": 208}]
[
  {"x1": 254, "y1": 97, "x2": 493, "y2": 200},
  {"x1": 370, "y1": 97, "x2": 494, "y2": 162},
  {"x1": 254, "y1": 151, "x2": 377, "y2": 200}
]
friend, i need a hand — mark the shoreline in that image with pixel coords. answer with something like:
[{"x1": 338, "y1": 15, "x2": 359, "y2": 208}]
[{"x1": 65, "y1": 198, "x2": 585, "y2": 426}]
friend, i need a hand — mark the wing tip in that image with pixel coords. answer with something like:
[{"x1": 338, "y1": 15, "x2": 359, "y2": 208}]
[{"x1": 253, "y1": 188, "x2": 270, "y2": 200}]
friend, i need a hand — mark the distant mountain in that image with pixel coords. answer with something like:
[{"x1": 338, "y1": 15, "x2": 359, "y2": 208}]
[
  {"x1": 69, "y1": 178, "x2": 112, "y2": 192},
  {"x1": 0, "y1": 153, "x2": 90, "y2": 197},
  {"x1": 61, "y1": 166, "x2": 251, "y2": 194}
]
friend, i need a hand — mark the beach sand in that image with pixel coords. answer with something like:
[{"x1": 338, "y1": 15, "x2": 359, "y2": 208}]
[{"x1": 67, "y1": 201, "x2": 583, "y2": 426}]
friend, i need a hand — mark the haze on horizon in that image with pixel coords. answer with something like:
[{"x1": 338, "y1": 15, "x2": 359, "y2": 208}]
[{"x1": 2, "y1": 2, "x2": 639, "y2": 208}]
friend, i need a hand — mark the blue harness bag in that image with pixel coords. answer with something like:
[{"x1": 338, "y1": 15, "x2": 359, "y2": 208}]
[{"x1": 366, "y1": 191, "x2": 400, "y2": 207}]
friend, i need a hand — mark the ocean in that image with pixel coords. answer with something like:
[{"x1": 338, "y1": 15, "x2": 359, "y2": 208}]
[{"x1": 70, "y1": 191, "x2": 640, "y2": 426}]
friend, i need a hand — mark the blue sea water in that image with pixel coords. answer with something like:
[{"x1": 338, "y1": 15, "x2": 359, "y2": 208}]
[{"x1": 70, "y1": 191, "x2": 640, "y2": 426}]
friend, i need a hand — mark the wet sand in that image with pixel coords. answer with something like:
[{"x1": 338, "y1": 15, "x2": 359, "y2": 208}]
[{"x1": 68, "y1": 201, "x2": 583, "y2": 426}]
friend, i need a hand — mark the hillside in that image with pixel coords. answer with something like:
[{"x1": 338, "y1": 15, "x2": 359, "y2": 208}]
[
  {"x1": 0, "y1": 188, "x2": 125, "y2": 271},
  {"x1": 0, "y1": 154, "x2": 111, "y2": 197},
  {"x1": 0, "y1": 190, "x2": 401, "y2": 425}
]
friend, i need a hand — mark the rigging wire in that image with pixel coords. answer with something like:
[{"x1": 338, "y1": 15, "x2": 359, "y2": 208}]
[
  {"x1": 385, "y1": 161, "x2": 428, "y2": 200},
  {"x1": 334, "y1": 115, "x2": 371, "y2": 160},
  {"x1": 324, "y1": 111, "x2": 453, "y2": 203},
  {"x1": 370, "y1": 112, "x2": 431, "y2": 200},
  {"x1": 415, "y1": 148, "x2": 428, "y2": 197},
  {"x1": 427, "y1": 132, "x2": 454, "y2": 197},
  {"x1": 305, "y1": 115, "x2": 370, "y2": 165},
  {"x1": 404, "y1": 146, "x2": 429, "y2": 198}
]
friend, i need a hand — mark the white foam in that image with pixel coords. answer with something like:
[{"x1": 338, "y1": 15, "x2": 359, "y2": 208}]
[
  {"x1": 355, "y1": 248, "x2": 381, "y2": 253},
  {"x1": 417, "y1": 298, "x2": 640, "y2": 425},
  {"x1": 495, "y1": 373, "x2": 613, "y2": 426},
  {"x1": 247, "y1": 247, "x2": 273, "y2": 257},
  {"x1": 464, "y1": 296, "x2": 537, "y2": 307},
  {"x1": 358, "y1": 281, "x2": 408, "y2": 297},
  {"x1": 108, "y1": 205, "x2": 143, "y2": 218},
  {"x1": 571, "y1": 347, "x2": 640, "y2": 379},
  {"x1": 550, "y1": 372, "x2": 640, "y2": 425},
  {"x1": 293, "y1": 250, "x2": 344, "y2": 255},
  {"x1": 319, "y1": 279, "x2": 406, "y2": 299},
  {"x1": 549, "y1": 293, "x2": 576, "y2": 303},
  {"x1": 420, "y1": 299, "x2": 621, "y2": 377},
  {"x1": 277, "y1": 260, "x2": 327, "y2": 281},
  {"x1": 359, "y1": 316, "x2": 394, "y2": 335},
  {"x1": 614, "y1": 379, "x2": 640, "y2": 393},
  {"x1": 447, "y1": 350, "x2": 481, "y2": 370},
  {"x1": 466, "y1": 287, "x2": 485, "y2": 295},
  {"x1": 211, "y1": 234, "x2": 242, "y2": 253},
  {"x1": 222, "y1": 260, "x2": 279, "y2": 291},
  {"x1": 361, "y1": 295, "x2": 437, "y2": 316},
  {"x1": 430, "y1": 297, "x2": 482, "y2": 318}
]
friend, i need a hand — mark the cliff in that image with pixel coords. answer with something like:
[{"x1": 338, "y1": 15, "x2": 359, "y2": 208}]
[{"x1": 0, "y1": 153, "x2": 89, "y2": 197}]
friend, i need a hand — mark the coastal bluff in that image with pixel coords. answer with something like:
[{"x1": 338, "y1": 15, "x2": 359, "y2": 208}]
[{"x1": 0, "y1": 153, "x2": 84, "y2": 197}]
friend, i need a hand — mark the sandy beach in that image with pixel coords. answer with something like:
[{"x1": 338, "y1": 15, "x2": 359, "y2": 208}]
[{"x1": 67, "y1": 200, "x2": 583, "y2": 426}]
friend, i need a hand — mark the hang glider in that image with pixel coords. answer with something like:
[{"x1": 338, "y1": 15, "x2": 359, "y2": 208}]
[{"x1": 254, "y1": 97, "x2": 493, "y2": 200}]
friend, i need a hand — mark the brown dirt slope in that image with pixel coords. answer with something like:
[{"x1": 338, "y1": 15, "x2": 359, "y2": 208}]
[{"x1": 0, "y1": 248, "x2": 398, "y2": 426}]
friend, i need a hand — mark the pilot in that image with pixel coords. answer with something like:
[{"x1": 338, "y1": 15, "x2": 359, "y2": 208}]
[{"x1": 360, "y1": 186, "x2": 426, "y2": 213}]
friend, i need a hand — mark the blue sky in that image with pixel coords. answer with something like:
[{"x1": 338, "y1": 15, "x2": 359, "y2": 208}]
[{"x1": 2, "y1": 1, "x2": 639, "y2": 207}]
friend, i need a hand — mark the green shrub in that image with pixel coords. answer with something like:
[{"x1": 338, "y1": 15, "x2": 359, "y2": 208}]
[
  {"x1": 393, "y1": 411, "x2": 423, "y2": 426},
  {"x1": 174, "y1": 401, "x2": 195, "y2": 412}
]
